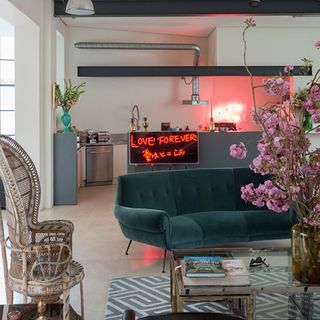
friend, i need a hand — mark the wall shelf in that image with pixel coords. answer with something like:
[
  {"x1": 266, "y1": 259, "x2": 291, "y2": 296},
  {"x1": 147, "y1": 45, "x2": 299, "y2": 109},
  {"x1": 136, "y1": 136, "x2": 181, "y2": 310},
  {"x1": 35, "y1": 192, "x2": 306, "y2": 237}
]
[{"x1": 78, "y1": 65, "x2": 312, "y2": 77}]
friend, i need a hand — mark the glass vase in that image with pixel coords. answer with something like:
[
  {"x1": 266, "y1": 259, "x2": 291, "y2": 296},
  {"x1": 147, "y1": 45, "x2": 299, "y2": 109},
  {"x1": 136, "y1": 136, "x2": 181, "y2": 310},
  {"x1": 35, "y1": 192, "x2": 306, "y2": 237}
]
[
  {"x1": 61, "y1": 110, "x2": 71, "y2": 133},
  {"x1": 292, "y1": 223, "x2": 320, "y2": 284}
]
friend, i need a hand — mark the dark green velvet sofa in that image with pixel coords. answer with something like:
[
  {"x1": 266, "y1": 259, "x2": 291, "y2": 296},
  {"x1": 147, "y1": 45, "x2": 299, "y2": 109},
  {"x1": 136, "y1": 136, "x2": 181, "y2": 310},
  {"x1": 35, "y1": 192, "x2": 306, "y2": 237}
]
[{"x1": 114, "y1": 168, "x2": 295, "y2": 270}]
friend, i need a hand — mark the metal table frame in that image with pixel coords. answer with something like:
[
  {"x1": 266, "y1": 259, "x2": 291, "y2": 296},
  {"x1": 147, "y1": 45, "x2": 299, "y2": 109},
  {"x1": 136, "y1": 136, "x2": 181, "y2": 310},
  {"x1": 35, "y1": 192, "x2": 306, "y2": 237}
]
[{"x1": 170, "y1": 247, "x2": 320, "y2": 320}]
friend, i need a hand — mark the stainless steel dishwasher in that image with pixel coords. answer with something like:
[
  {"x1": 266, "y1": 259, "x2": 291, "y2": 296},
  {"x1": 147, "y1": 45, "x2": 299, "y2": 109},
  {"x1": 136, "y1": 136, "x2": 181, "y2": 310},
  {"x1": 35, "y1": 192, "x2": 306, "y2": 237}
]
[{"x1": 86, "y1": 144, "x2": 113, "y2": 185}]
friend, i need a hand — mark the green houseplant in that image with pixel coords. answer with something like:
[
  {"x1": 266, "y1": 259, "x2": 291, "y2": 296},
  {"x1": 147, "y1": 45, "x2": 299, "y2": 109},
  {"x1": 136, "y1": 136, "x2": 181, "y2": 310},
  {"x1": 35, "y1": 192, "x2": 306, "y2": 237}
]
[{"x1": 55, "y1": 80, "x2": 86, "y2": 132}]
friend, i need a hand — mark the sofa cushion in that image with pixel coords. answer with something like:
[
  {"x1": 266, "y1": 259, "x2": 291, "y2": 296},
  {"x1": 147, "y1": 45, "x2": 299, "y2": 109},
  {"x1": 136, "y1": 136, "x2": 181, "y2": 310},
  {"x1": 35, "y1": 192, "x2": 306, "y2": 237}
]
[
  {"x1": 168, "y1": 211, "x2": 249, "y2": 249},
  {"x1": 170, "y1": 169, "x2": 236, "y2": 215},
  {"x1": 243, "y1": 210, "x2": 292, "y2": 240},
  {"x1": 117, "y1": 171, "x2": 177, "y2": 216}
]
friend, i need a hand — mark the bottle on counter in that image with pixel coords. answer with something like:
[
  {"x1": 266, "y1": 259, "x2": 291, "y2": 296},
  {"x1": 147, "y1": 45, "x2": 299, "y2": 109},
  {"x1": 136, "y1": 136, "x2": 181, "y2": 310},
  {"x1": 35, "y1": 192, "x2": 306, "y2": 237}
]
[
  {"x1": 129, "y1": 118, "x2": 137, "y2": 132},
  {"x1": 209, "y1": 117, "x2": 215, "y2": 132}
]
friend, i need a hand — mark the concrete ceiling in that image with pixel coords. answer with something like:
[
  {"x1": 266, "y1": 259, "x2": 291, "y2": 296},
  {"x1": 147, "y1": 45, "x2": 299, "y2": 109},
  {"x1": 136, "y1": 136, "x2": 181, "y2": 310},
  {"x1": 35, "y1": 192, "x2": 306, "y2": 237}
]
[{"x1": 61, "y1": 15, "x2": 320, "y2": 37}]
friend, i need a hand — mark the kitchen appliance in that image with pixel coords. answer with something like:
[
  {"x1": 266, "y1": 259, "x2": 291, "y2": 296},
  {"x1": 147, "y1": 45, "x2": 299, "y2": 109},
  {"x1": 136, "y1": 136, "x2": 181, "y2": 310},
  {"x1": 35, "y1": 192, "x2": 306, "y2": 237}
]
[
  {"x1": 86, "y1": 144, "x2": 113, "y2": 185},
  {"x1": 97, "y1": 131, "x2": 111, "y2": 143},
  {"x1": 87, "y1": 129, "x2": 97, "y2": 144},
  {"x1": 214, "y1": 122, "x2": 237, "y2": 132}
]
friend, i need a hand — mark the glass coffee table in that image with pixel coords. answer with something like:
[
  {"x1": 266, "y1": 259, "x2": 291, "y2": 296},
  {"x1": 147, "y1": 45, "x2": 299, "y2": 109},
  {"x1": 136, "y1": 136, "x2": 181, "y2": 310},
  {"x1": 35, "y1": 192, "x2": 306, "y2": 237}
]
[{"x1": 170, "y1": 247, "x2": 320, "y2": 320}]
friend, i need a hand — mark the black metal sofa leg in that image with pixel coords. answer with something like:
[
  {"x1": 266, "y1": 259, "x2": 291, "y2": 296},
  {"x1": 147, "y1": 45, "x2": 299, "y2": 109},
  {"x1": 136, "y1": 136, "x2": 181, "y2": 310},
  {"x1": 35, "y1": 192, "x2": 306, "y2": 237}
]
[
  {"x1": 162, "y1": 249, "x2": 167, "y2": 273},
  {"x1": 125, "y1": 240, "x2": 132, "y2": 255}
]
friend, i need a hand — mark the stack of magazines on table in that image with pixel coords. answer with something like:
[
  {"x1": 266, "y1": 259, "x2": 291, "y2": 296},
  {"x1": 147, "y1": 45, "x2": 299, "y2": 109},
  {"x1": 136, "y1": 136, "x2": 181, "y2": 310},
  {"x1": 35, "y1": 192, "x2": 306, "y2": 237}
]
[{"x1": 181, "y1": 256, "x2": 250, "y2": 287}]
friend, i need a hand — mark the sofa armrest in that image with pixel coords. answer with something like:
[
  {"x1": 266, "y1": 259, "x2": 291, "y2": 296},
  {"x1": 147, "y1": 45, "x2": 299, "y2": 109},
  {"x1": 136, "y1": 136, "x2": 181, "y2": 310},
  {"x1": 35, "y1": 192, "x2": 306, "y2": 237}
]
[{"x1": 114, "y1": 205, "x2": 170, "y2": 233}]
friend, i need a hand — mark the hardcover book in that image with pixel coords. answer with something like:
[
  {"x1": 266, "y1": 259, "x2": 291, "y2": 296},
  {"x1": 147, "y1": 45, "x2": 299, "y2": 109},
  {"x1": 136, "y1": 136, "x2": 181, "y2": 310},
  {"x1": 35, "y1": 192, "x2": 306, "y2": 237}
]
[
  {"x1": 221, "y1": 259, "x2": 249, "y2": 276},
  {"x1": 184, "y1": 256, "x2": 225, "y2": 278},
  {"x1": 182, "y1": 259, "x2": 250, "y2": 287}
]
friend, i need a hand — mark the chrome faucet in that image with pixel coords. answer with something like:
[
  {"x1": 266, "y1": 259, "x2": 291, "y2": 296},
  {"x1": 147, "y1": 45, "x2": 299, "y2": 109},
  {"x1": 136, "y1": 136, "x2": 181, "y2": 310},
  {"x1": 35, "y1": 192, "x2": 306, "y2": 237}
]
[{"x1": 131, "y1": 104, "x2": 140, "y2": 131}]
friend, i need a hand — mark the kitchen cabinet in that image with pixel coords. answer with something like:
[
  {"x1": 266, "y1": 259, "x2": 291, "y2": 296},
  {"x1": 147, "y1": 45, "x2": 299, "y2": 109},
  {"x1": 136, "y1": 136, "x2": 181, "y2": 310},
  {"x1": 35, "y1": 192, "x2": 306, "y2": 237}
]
[
  {"x1": 113, "y1": 144, "x2": 127, "y2": 179},
  {"x1": 54, "y1": 133, "x2": 77, "y2": 205},
  {"x1": 77, "y1": 146, "x2": 86, "y2": 188}
]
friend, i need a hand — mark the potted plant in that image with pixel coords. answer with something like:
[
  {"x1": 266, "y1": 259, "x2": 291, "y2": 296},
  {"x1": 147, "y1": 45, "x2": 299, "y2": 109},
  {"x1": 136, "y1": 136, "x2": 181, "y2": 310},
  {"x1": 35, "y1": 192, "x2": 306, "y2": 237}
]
[{"x1": 55, "y1": 80, "x2": 86, "y2": 132}]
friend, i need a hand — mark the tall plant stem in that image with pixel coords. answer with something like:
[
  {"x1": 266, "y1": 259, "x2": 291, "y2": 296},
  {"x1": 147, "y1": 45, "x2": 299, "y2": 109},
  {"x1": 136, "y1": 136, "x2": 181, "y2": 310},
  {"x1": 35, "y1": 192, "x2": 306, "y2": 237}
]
[{"x1": 243, "y1": 26, "x2": 257, "y2": 112}]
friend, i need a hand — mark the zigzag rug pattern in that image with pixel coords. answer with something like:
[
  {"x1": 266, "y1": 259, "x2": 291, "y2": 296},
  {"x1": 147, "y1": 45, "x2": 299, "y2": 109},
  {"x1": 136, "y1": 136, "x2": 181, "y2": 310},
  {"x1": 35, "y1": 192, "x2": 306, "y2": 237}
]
[{"x1": 105, "y1": 276, "x2": 320, "y2": 320}]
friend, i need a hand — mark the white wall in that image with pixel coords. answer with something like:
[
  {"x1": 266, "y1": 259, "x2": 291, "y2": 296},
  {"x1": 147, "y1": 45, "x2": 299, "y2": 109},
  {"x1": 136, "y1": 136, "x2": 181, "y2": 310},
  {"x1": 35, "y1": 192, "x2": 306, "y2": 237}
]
[
  {"x1": 215, "y1": 23, "x2": 320, "y2": 142},
  {"x1": 208, "y1": 28, "x2": 217, "y2": 66},
  {"x1": 1, "y1": 0, "x2": 62, "y2": 209},
  {"x1": 66, "y1": 27, "x2": 212, "y2": 132},
  {"x1": 215, "y1": 25, "x2": 320, "y2": 90}
]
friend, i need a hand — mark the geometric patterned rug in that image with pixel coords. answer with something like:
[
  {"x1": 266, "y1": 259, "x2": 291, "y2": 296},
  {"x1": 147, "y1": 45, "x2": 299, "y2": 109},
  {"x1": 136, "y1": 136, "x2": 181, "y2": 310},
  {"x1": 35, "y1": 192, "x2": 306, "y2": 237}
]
[{"x1": 105, "y1": 276, "x2": 320, "y2": 320}]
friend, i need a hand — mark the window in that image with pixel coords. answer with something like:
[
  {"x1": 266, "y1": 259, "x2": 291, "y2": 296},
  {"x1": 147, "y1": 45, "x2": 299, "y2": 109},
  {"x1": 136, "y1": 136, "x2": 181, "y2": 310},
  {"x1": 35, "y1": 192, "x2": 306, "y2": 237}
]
[{"x1": 0, "y1": 20, "x2": 14, "y2": 138}]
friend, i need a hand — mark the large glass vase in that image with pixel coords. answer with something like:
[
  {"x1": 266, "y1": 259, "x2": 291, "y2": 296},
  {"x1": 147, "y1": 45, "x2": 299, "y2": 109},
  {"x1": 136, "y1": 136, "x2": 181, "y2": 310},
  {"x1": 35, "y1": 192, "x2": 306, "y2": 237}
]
[
  {"x1": 292, "y1": 223, "x2": 320, "y2": 284},
  {"x1": 61, "y1": 110, "x2": 71, "y2": 133}
]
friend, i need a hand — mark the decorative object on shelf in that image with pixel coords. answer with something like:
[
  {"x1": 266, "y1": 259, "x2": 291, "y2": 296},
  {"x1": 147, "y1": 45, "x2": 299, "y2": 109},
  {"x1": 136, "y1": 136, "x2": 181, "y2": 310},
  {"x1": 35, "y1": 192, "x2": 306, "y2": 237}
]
[
  {"x1": 142, "y1": 117, "x2": 149, "y2": 131},
  {"x1": 36, "y1": 300, "x2": 49, "y2": 320},
  {"x1": 55, "y1": 80, "x2": 86, "y2": 133},
  {"x1": 208, "y1": 118, "x2": 215, "y2": 132},
  {"x1": 230, "y1": 19, "x2": 320, "y2": 283},
  {"x1": 292, "y1": 224, "x2": 320, "y2": 283},
  {"x1": 8, "y1": 310, "x2": 22, "y2": 320},
  {"x1": 208, "y1": 101, "x2": 215, "y2": 132},
  {"x1": 65, "y1": 0, "x2": 95, "y2": 16},
  {"x1": 161, "y1": 122, "x2": 170, "y2": 131},
  {"x1": 61, "y1": 110, "x2": 71, "y2": 133}
]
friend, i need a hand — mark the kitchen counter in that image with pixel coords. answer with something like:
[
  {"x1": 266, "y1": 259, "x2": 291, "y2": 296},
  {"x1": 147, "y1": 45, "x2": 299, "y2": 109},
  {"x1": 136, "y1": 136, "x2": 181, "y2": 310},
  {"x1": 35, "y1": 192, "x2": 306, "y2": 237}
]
[{"x1": 127, "y1": 131, "x2": 262, "y2": 173}]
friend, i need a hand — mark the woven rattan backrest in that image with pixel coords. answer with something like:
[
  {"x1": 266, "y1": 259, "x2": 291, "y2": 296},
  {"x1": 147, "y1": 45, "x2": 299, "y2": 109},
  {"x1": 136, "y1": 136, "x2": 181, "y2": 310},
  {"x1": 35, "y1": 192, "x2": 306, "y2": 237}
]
[{"x1": 0, "y1": 135, "x2": 41, "y2": 247}]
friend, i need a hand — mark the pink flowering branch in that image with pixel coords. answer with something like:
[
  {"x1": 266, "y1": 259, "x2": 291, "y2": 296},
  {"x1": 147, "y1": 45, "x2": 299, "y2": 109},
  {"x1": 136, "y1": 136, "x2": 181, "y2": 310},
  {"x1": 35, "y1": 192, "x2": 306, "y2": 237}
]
[{"x1": 231, "y1": 19, "x2": 320, "y2": 226}]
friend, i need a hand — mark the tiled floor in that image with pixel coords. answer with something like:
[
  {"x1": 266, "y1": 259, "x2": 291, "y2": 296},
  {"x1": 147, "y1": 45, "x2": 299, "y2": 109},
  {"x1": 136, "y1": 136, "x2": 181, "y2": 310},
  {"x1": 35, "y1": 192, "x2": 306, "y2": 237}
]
[{"x1": 0, "y1": 184, "x2": 290, "y2": 319}]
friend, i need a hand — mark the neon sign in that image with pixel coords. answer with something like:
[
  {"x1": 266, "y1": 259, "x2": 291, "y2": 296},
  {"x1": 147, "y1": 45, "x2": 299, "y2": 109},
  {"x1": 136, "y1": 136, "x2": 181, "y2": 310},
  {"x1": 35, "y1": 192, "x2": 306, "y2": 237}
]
[
  {"x1": 129, "y1": 131, "x2": 199, "y2": 164},
  {"x1": 212, "y1": 103, "x2": 244, "y2": 123}
]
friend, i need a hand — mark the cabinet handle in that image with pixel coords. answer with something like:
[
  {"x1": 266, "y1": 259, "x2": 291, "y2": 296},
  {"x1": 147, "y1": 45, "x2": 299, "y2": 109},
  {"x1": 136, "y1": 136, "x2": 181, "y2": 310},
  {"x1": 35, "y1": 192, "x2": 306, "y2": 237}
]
[{"x1": 88, "y1": 151, "x2": 112, "y2": 154}]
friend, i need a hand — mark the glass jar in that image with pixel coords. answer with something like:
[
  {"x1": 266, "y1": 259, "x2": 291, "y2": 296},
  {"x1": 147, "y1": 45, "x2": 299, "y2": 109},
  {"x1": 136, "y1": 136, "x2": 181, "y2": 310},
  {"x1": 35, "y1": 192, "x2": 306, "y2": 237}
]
[{"x1": 292, "y1": 223, "x2": 320, "y2": 284}]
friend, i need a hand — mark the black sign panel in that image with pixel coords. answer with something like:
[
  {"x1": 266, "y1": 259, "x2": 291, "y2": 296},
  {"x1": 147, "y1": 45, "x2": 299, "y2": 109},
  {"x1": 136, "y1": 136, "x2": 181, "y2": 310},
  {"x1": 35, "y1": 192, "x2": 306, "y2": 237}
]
[{"x1": 129, "y1": 131, "x2": 199, "y2": 165}]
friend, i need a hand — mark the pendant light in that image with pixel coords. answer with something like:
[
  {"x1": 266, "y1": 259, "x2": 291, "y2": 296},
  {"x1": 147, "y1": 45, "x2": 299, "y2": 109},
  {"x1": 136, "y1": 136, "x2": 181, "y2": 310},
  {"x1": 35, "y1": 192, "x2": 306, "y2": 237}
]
[{"x1": 65, "y1": 0, "x2": 95, "y2": 16}]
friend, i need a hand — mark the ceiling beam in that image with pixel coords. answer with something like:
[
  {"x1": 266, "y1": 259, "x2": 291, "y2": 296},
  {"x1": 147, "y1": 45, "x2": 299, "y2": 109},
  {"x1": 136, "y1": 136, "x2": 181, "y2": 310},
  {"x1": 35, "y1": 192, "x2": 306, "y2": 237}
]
[
  {"x1": 54, "y1": 0, "x2": 320, "y2": 17},
  {"x1": 77, "y1": 66, "x2": 312, "y2": 77}
]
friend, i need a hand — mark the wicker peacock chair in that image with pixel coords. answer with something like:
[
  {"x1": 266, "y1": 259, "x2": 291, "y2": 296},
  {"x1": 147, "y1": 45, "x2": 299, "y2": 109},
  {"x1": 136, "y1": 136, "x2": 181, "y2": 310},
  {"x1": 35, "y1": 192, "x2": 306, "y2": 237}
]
[{"x1": 0, "y1": 135, "x2": 84, "y2": 320}]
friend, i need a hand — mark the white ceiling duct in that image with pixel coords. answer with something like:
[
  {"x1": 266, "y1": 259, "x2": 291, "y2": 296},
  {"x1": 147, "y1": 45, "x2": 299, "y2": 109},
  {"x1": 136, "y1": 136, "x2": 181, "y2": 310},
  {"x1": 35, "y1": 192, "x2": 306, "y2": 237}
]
[{"x1": 75, "y1": 41, "x2": 208, "y2": 105}]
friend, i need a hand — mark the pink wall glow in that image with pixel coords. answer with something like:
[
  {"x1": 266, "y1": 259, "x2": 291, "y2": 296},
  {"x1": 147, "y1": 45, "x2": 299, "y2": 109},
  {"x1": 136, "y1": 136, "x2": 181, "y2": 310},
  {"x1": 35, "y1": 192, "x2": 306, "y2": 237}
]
[{"x1": 202, "y1": 76, "x2": 290, "y2": 131}]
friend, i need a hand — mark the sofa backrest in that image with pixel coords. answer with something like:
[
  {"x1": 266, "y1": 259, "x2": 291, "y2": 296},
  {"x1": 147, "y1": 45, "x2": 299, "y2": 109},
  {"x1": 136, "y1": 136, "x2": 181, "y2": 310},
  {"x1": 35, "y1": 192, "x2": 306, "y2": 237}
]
[
  {"x1": 116, "y1": 171, "x2": 177, "y2": 216},
  {"x1": 116, "y1": 168, "x2": 271, "y2": 216},
  {"x1": 117, "y1": 168, "x2": 265, "y2": 216},
  {"x1": 170, "y1": 169, "x2": 236, "y2": 215}
]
